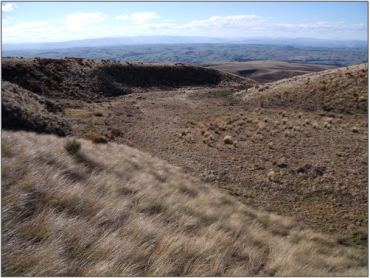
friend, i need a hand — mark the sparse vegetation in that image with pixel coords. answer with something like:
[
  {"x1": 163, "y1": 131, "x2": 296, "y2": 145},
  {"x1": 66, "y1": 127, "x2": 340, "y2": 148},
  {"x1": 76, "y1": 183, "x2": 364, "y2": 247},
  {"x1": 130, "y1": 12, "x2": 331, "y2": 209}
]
[{"x1": 2, "y1": 58, "x2": 367, "y2": 276}]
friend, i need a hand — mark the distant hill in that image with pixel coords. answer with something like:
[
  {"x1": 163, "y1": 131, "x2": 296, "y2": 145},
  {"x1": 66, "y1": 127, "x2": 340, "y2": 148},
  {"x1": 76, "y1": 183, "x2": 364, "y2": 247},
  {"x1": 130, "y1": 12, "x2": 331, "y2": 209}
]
[
  {"x1": 3, "y1": 35, "x2": 367, "y2": 51},
  {"x1": 2, "y1": 43, "x2": 367, "y2": 67}
]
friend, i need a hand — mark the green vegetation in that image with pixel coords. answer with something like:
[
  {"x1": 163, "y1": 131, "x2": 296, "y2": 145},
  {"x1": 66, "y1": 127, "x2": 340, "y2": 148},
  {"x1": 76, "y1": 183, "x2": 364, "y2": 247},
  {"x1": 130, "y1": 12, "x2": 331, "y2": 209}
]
[
  {"x1": 3, "y1": 43, "x2": 367, "y2": 66},
  {"x1": 63, "y1": 138, "x2": 81, "y2": 154}
]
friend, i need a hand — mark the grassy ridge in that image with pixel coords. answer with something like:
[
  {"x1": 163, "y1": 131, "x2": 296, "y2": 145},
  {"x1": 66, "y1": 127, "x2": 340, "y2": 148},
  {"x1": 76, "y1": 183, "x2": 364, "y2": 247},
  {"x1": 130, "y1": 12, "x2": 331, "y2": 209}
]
[
  {"x1": 2, "y1": 130, "x2": 367, "y2": 276},
  {"x1": 240, "y1": 63, "x2": 368, "y2": 114},
  {"x1": 2, "y1": 58, "x2": 253, "y2": 100}
]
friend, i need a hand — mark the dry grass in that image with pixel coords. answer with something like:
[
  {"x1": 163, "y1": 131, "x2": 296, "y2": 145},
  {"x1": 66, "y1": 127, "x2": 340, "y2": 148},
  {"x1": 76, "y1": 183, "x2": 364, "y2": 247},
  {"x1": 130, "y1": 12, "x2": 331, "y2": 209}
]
[
  {"x1": 240, "y1": 63, "x2": 368, "y2": 115},
  {"x1": 2, "y1": 130, "x2": 367, "y2": 276}
]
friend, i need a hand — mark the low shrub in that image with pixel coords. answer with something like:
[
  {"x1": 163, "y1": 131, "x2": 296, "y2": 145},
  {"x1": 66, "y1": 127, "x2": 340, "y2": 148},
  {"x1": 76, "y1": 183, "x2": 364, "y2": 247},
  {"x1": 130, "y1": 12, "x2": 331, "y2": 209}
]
[{"x1": 63, "y1": 138, "x2": 81, "y2": 154}]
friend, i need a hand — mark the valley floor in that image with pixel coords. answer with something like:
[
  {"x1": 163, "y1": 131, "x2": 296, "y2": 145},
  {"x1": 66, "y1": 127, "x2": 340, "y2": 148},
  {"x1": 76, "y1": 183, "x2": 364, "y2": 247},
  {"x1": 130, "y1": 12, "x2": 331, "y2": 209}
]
[{"x1": 62, "y1": 84, "x2": 368, "y2": 249}]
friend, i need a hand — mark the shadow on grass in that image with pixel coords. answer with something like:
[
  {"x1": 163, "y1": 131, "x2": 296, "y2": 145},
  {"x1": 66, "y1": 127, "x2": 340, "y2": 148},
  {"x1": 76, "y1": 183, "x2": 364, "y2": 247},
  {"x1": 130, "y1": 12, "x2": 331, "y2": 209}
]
[{"x1": 73, "y1": 153, "x2": 105, "y2": 173}]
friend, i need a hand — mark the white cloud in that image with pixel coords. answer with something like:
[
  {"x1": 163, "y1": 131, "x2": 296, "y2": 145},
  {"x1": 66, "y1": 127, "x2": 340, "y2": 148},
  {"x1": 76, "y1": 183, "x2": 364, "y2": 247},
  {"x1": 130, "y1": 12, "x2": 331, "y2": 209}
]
[
  {"x1": 66, "y1": 12, "x2": 107, "y2": 27},
  {"x1": 9, "y1": 21, "x2": 49, "y2": 30},
  {"x1": 115, "y1": 15, "x2": 128, "y2": 21},
  {"x1": 273, "y1": 21, "x2": 365, "y2": 33},
  {"x1": 2, "y1": 16, "x2": 15, "y2": 25},
  {"x1": 2, "y1": 12, "x2": 367, "y2": 43},
  {"x1": 129, "y1": 12, "x2": 159, "y2": 24},
  {"x1": 2, "y1": 21, "x2": 52, "y2": 42},
  {"x1": 2, "y1": 3, "x2": 18, "y2": 12},
  {"x1": 187, "y1": 15, "x2": 265, "y2": 29}
]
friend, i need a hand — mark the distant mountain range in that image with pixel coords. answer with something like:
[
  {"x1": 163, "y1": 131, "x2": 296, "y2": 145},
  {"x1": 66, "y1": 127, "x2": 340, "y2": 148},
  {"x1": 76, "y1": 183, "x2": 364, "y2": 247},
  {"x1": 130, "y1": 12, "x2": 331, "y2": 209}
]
[{"x1": 2, "y1": 36, "x2": 367, "y2": 51}]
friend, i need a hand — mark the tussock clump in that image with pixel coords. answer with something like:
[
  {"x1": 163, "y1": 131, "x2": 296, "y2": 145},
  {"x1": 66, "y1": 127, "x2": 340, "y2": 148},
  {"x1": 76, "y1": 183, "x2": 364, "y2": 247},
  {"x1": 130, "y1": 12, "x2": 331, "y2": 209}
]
[
  {"x1": 180, "y1": 129, "x2": 188, "y2": 136},
  {"x1": 323, "y1": 122, "x2": 331, "y2": 129},
  {"x1": 251, "y1": 134, "x2": 263, "y2": 142},
  {"x1": 223, "y1": 135, "x2": 233, "y2": 144},
  {"x1": 257, "y1": 121, "x2": 266, "y2": 130},
  {"x1": 351, "y1": 126, "x2": 359, "y2": 133},
  {"x1": 311, "y1": 122, "x2": 319, "y2": 129},
  {"x1": 267, "y1": 170, "x2": 275, "y2": 181},
  {"x1": 92, "y1": 136, "x2": 108, "y2": 144},
  {"x1": 63, "y1": 138, "x2": 81, "y2": 154},
  {"x1": 184, "y1": 135, "x2": 192, "y2": 143},
  {"x1": 198, "y1": 122, "x2": 205, "y2": 129},
  {"x1": 110, "y1": 128, "x2": 122, "y2": 139},
  {"x1": 86, "y1": 134, "x2": 109, "y2": 144},
  {"x1": 215, "y1": 143, "x2": 223, "y2": 151}
]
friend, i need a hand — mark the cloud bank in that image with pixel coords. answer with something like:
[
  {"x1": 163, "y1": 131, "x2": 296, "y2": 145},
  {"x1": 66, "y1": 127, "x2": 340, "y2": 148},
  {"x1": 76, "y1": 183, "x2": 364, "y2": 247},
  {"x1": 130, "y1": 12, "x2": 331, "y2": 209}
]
[
  {"x1": 2, "y1": 12, "x2": 367, "y2": 43},
  {"x1": 66, "y1": 12, "x2": 107, "y2": 27}
]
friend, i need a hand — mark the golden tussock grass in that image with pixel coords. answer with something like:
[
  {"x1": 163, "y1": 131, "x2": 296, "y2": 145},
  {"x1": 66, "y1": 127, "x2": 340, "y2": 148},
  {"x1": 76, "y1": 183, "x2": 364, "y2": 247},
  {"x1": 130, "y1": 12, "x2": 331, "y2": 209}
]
[
  {"x1": 2, "y1": 130, "x2": 367, "y2": 276},
  {"x1": 240, "y1": 64, "x2": 367, "y2": 116},
  {"x1": 223, "y1": 135, "x2": 233, "y2": 144}
]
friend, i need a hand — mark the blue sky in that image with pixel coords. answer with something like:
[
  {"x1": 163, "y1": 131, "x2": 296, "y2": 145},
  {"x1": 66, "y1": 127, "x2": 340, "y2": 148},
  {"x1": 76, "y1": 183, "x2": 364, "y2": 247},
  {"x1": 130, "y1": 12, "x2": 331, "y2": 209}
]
[{"x1": 2, "y1": 2, "x2": 368, "y2": 43}]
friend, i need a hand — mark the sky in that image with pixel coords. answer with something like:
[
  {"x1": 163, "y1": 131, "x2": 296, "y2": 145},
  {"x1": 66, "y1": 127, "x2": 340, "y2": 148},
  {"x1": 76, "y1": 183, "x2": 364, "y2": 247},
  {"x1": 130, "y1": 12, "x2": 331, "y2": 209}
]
[{"x1": 2, "y1": 2, "x2": 368, "y2": 44}]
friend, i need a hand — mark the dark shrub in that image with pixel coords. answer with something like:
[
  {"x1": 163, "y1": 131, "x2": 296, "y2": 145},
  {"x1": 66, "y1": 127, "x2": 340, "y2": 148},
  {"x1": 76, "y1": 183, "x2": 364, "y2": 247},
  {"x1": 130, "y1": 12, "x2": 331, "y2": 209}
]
[{"x1": 63, "y1": 138, "x2": 81, "y2": 154}]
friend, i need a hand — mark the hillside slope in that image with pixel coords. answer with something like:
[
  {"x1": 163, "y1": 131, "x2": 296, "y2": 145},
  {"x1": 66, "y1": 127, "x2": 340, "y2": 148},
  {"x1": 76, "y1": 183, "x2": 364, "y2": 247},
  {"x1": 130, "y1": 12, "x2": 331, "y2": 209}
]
[
  {"x1": 2, "y1": 130, "x2": 367, "y2": 276},
  {"x1": 239, "y1": 63, "x2": 368, "y2": 114},
  {"x1": 2, "y1": 81, "x2": 71, "y2": 136},
  {"x1": 1, "y1": 57, "x2": 256, "y2": 100},
  {"x1": 203, "y1": 60, "x2": 337, "y2": 83}
]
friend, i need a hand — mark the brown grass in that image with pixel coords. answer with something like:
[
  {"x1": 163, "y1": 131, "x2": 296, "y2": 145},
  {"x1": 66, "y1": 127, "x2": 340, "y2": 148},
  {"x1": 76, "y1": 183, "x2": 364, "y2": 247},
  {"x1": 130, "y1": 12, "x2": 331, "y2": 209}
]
[
  {"x1": 2, "y1": 130, "x2": 367, "y2": 276},
  {"x1": 240, "y1": 63, "x2": 368, "y2": 115}
]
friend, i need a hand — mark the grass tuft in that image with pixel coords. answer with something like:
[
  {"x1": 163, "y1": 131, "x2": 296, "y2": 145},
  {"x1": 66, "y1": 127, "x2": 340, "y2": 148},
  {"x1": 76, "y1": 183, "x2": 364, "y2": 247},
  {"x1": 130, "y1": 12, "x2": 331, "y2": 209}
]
[
  {"x1": 63, "y1": 138, "x2": 81, "y2": 154},
  {"x1": 223, "y1": 135, "x2": 233, "y2": 144}
]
